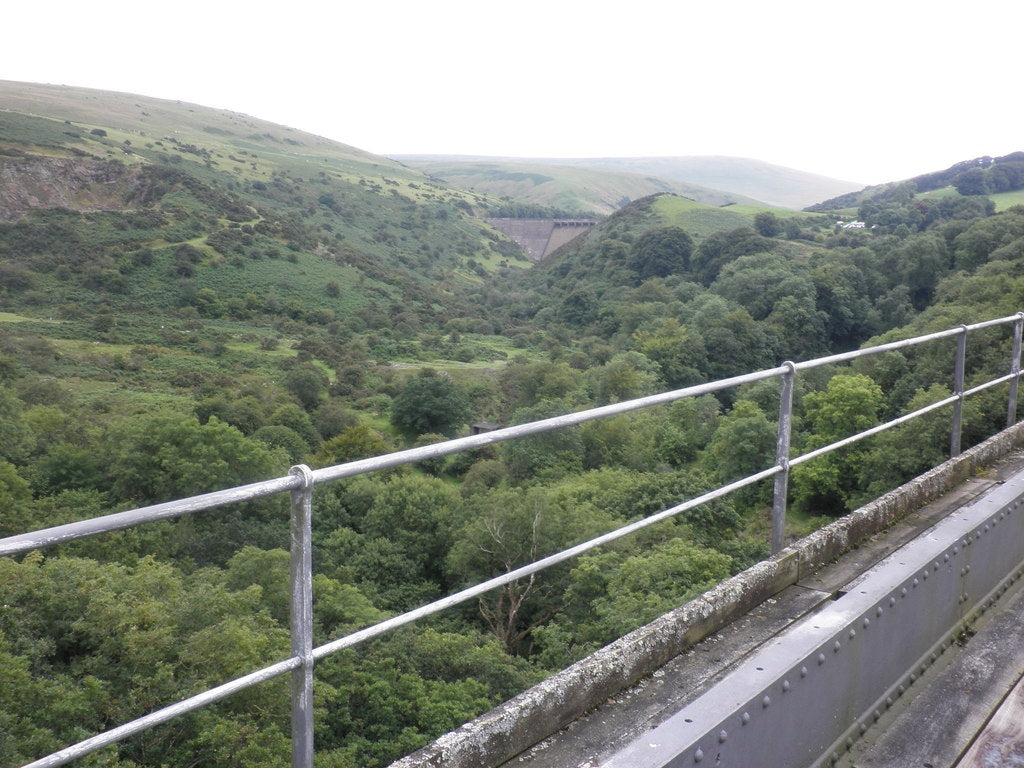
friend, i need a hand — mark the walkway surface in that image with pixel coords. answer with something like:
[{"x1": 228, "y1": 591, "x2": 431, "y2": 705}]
[{"x1": 507, "y1": 451, "x2": 1024, "y2": 768}]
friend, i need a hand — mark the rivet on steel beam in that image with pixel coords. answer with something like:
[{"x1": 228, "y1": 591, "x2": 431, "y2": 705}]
[
  {"x1": 782, "y1": 680, "x2": 791, "y2": 692},
  {"x1": 913, "y1": 578, "x2": 920, "y2": 588},
  {"x1": 910, "y1": 673, "x2": 917, "y2": 683},
  {"x1": 965, "y1": 565, "x2": 971, "y2": 574},
  {"x1": 800, "y1": 666, "x2": 808, "y2": 678},
  {"x1": 719, "y1": 730, "x2": 728, "y2": 744},
  {"x1": 930, "y1": 652, "x2": 937, "y2": 663},
  {"x1": 846, "y1": 737, "x2": 855, "y2": 749},
  {"x1": 922, "y1": 570, "x2": 929, "y2": 580},
  {"x1": 863, "y1": 617, "x2": 871, "y2": 629},
  {"x1": 878, "y1": 605, "x2": 885, "y2": 616},
  {"x1": 860, "y1": 722, "x2": 868, "y2": 735},
  {"x1": 890, "y1": 596, "x2": 897, "y2": 607},
  {"x1": 934, "y1": 562, "x2": 940, "y2": 571},
  {"x1": 834, "y1": 640, "x2": 842, "y2": 653},
  {"x1": 944, "y1": 553, "x2": 950, "y2": 563},
  {"x1": 898, "y1": 684, "x2": 906, "y2": 696},
  {"x1": 818, "y1": 653, "x2": 827, "y2": 665},
  {"x1": 849, "y1": 629, "x2": 857, "y2": 640},
  {"x1": 741, "y1": 712, "x2": 750, "y2": 725},
  {"x1": 953, "y1": 546, "x2": 960, "y2": 555},
  {"x1": 874, "y1": 709, "x2": 882, "y2": 722},
  {"x1": 694, "y1": 748, "x2": 704, "y2": 763},
  {"x1": 886, "y1": 696, "x2": 894, "y2": 708},
  {"x1": 762, "y1": 695, "x2": 771, "y2": 708}
]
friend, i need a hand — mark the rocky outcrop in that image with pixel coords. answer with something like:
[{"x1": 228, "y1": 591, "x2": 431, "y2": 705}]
[{"x1": 0, "y1": 155, "x2": 139, "y2": 221}]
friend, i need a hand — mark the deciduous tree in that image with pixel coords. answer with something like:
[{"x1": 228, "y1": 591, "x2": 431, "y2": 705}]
[
  {"x1": 390, "y1": 369, "x2": 470, "y2": 438},
  {"x1": 629, "y1": 226, "x2": 694, "y2": 280}
]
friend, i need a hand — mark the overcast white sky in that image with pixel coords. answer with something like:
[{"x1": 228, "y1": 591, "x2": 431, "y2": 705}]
[{"x1": 3, "y1": 1, "x2": 1021, "y2": 185}]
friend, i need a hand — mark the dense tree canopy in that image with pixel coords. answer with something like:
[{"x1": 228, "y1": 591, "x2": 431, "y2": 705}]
[
  {"x1": 3, "y1": 112, "x2": 1024, "y2": 767},
  {"x1": 629, "y1": 226, "x2": 694, "y2": 280},
  {"x1": 390, "y1": 369, "x2": 471, "y2": 438}
]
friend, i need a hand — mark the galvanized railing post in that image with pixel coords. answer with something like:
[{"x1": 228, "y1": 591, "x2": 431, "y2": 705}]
[
  {"x1": 951, "y1": 326, "x2": 968, "y2": 458},
  {"x1": 771, "y1": 362, "x2": 796, "y2": 554},
  {"x1": 289, "y1": 464, "x2": 315, "y2": 768},
  {"x1": 1008, "y1": 313, "x2": 1024, "y2": 426}
]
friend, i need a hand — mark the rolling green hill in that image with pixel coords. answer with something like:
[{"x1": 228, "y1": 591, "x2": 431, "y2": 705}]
[
  {"x1": 397, "y1": 154, "x2": 862, "y2": 212},
  {"x1": 809, "y1": 152, "x2": 1024, "y2": 212},
  {"x1": 392, "y1": 156, "x2": 767, "y2": 215},
  {"x1": 0, "y1": 80, "x2": 539, "y2": 355}
]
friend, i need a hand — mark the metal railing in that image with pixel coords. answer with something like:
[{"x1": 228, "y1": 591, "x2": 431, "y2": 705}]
[{"x1": 2, "y1": 313, "x2": 1023, "y2": 768}]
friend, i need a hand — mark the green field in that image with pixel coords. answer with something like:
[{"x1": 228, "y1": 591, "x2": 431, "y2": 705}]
[{"x1": 991, "y1": 189, "x2": 1024, "y2": 211}]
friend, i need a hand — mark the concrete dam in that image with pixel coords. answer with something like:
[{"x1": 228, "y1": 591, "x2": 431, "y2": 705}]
[{"x1": 486, "y1": 218, "x2": 596, "y2": 261}]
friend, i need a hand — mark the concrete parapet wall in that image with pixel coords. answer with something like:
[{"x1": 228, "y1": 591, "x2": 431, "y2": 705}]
[
  {"x1": 390, "y1": 422, "x2": 1024, "y2": 768},
  {"x1": 796, "y1": 421, "x2": 1024, "y2": 578}
]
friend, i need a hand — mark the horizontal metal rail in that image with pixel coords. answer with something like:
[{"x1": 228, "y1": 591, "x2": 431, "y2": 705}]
[
  {"x1": 22, "y1": 658, "x2": 303, "y2": 768},
  {"x1": 789, "y1": 396, "x2": 959, "y2": 469},
  {"x1": 0, "y1": 366, "x2": 788, "y2": 561},
  {"x1": 790, "y1": 323, "x2": 968, "y2": 371},
  {"x1": 5, "y1": 313, "x2": 1024, "y2": 768},
  {"x1": 0, "y1": 476, "x2": 302, "y2": 558}
]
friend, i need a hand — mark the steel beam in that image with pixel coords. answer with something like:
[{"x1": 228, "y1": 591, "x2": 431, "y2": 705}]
[{"x1": 603, "y1": 469, "x2": 1024, "y2": 768}]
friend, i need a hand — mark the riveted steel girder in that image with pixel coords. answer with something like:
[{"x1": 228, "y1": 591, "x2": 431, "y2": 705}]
[{"x1": 603, "y1": 470, "x2": 1024, "y2": 768}]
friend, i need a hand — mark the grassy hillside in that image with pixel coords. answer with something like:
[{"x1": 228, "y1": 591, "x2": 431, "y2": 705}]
[
  {"x1": 653, "y1": 195, "x2": 767, "y2": 237},
  {"x1": 400, "y1": 154, "x2": 863, "y2": 212},
  {"x1": 0, "y1": 81, "x2": 544, "y2": 365},
  {"x1": 809, "y1": 152, "x2": 1024, "y2": 212},
  {"x1": 0, "y1": 80, "x2": 525, "y2": 259},
  {"x1": 393, "y1": 156, "x2": 766, "y2": 215},
  {"x1": 919, "y1": 185, "x2": 1024, "y2": 213},
  {"x1": 547, "y1": 155, "x2": 864, "y2": 210}
]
